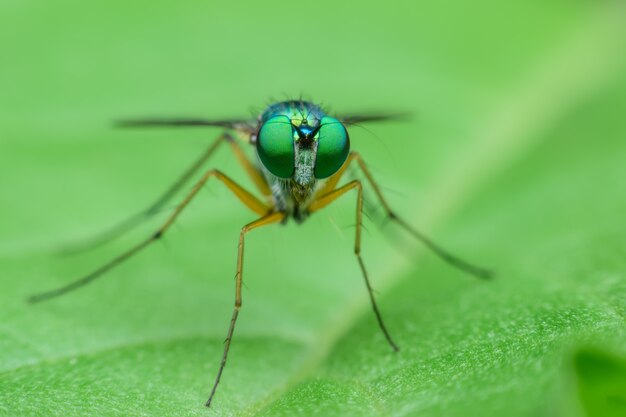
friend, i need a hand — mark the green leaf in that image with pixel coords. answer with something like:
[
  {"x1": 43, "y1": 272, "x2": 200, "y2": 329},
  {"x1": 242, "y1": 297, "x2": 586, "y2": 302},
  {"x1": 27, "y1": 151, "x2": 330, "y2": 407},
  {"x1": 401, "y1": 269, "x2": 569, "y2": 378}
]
[
  {"x1": 575, "y1": 350, "x2": 626, "y2": 417},
  {"x1": 1, "y1": 1, "x2": 625, "y2": 416}
]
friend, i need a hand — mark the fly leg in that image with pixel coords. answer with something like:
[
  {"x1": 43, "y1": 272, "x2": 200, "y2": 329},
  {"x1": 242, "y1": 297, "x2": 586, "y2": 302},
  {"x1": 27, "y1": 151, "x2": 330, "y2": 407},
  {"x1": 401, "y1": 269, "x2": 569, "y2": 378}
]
[
  {"x1": 29, "y1": 169, "x2": 271, "y2": 303},
  {"x1": 315, "y1": 152, "x2": 492, "y2": 279},
  {"x1": 205, "y1": 212, "x2": 285, "y2": 407},
  {"x1": 309, "y1": 180, "x2": 399, "y2": 351},
  {"x1": 60, "y1": 132, "x2": 272, "y2": 254}
]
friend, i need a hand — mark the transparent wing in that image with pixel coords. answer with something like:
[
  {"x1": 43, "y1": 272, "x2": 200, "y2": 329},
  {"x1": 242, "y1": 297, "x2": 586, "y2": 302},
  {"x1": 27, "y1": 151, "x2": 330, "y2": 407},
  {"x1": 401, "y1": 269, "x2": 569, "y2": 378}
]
[
  {"x1": 339, "y1": 112, "x2": 412, "y2": 125},
  {"x1": 116, "y1": 117, "x2": 256, "y2": 132}
]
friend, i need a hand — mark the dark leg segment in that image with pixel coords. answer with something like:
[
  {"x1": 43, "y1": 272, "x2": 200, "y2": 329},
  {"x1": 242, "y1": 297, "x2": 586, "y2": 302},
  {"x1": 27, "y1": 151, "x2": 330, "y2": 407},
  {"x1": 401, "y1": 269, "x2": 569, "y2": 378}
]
[
  {"x1": 317, "y1": 152, "x2": 492, "y2": 280},
  {"x1": 309, "y1": 180, "x2": 399, "y2": 351},
  {"x1": 61, "y1": 133, "x2": 271, "y2": 254},
  {"x1": 205, "y1": 211, "x2": 285, "y2": 407},
  {"x1": 29, "y1": 169, "x2": 270, "y2": 303}
]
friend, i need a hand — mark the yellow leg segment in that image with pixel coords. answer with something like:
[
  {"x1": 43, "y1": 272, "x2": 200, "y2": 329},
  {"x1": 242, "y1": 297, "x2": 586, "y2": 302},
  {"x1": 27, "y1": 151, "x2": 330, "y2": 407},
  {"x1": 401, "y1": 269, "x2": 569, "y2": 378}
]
[
  {"x1": 315, "y1": 152, "x2": 492, "y2": 280},
  {"x1": 226, "y1": 134, "x2": 272, "y2": 197},
  {"x1": 61, "y1": 132, "x2": 272, "y2": 253},
  {"x1": 30, "y1": 169, "x2": 272, "y2": 303}
]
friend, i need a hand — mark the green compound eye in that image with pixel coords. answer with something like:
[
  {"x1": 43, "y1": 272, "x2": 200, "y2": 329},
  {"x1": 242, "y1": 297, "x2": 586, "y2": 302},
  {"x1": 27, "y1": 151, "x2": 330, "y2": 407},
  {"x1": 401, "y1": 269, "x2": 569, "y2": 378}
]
[
  {"x1": 257, "y1": 116, "x2": 295, "y2": 178},
  {"x1": 314, "y1": 117, "x2": 350, "y2": 179}
]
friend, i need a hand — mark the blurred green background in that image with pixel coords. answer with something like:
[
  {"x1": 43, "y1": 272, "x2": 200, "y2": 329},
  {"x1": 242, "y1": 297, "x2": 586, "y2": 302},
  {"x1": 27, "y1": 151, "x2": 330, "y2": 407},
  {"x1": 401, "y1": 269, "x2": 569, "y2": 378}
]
[{"x1": 1, "y1": 1, "x2": 625, "y2": 416}]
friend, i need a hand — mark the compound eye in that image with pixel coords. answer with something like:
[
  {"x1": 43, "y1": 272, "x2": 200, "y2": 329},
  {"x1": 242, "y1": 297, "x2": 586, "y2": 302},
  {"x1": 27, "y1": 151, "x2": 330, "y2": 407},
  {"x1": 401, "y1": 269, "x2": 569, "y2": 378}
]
[
  {"x1": 314, "y1": 117, "x2": 350, "y2": 179},
  {"x1": 256, "y1": 116, "x2": 295, "y2": 178}
]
